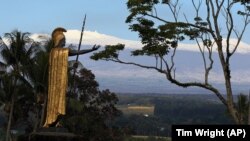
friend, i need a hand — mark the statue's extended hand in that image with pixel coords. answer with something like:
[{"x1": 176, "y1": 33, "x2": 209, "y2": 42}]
[{"x1": 92, "y1": 45, "x2": 101, "y2": 50}]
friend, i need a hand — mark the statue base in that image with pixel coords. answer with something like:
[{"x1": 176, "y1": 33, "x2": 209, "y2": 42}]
[{"x1": 17, "y1": 127, "x2": 83, "y2": 141}]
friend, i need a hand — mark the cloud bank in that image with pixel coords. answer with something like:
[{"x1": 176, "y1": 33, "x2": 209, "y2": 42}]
[
  {"x1": 28, "y1": 29, "x2": 250, "y2": 93},
  {"x1": 30, "y1": 29, "x2": 250, "y2": 54},
  {"x1": 66, "y1": 30, "x2": 142, "y2": 49}
]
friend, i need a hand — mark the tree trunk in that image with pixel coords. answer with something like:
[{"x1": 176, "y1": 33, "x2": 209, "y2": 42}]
[
  {"x1": 217, "y1": 44, "x2": 240, "y2": 124},
  {"x1": 5, "y1": 78, "x2": 17, "y2": 141},
  {"x1": 225, "y1": 80, "x2": 240, "y2": 124},
  {"x1": 39, "y1": 95, "x2": 47, "y2": 127},
  {"x1": 5, "y1": 91, "x2": 15, "y2": 141}
]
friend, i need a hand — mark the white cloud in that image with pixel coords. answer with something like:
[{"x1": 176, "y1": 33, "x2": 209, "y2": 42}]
[
  {"x1": 29, "y1": 29, "x2": 142, "y2": 49},
  {"x1": 1, "y1": 38, "x2": 9, "y2": 46},
  {"x1": 28, "y1": 30, "x2": 250, "y2": 89},
  {"x1": 29, "y1": 29, "x2": 250, "y2": 54},
  {"x1": 65, "y1": 30, "x2": 250, "y2": 54},
  {"x1": 178, "y1": 38, "x2": 250, "y2": 54},
  {"x1": 29, "y1": 33, "x2": 50, "y2": 42},
  {"x1": 65, "y1": 30, "x2": 142, "y2": 49}
]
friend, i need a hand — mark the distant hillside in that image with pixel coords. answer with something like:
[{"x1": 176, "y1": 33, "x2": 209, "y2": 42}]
[
  {"x1": 114, "y1": 93, "x2": 234, "y2": 137},
  {"x1": 117, "y1": 93, "x2": 225, "y2": 105}
]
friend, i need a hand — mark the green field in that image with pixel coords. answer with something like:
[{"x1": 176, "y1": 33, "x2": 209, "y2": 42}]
[{"x1": 118, "y1": 105, "x2": 155, "y2": 116}]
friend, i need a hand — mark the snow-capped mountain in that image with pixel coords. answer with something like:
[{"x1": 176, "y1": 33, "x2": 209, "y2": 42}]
[{"x1": 29, "y1": 30, "x2": 250, "y2": 94}]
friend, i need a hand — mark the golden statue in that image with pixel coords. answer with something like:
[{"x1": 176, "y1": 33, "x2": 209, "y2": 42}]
[{"x1": 43, "y1": 27, "x2": 99, "y2": 127}]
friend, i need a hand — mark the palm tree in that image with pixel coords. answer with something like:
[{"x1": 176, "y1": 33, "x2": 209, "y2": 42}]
[
  {"x1": 27, "y1": 39, "x2": 52, "y2": 94},
  {"x1": 0, "y1": 30, "x2": 38, "y2": 141},
  {"x1": 0, "y1": 74, "x2": 14, "y2": 113},
  {"x1": 26, "y1": 39, "x2": 52, "y2": 129}
]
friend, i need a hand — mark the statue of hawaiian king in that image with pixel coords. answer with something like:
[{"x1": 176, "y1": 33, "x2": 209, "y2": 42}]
[{"x1": 43, "y1": 27, "x2": 99, "y2": 127}]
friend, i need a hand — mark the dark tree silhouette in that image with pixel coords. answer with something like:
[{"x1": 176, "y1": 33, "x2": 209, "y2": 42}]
[{"x1": 63, "y1": 68, "x2": 123, "y2": 141}]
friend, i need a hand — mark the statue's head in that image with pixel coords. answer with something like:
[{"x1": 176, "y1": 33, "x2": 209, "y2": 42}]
[{"x1": 52, "y1": 27, "x2": 67, "y2": 48}]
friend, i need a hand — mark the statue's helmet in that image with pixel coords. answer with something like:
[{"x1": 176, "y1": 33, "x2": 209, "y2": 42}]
[{"x1": 52, "y1": 27, "x2": 67, "y2": 48}]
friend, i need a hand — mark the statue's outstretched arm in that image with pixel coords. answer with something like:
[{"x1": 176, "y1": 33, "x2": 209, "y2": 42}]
[{"x1": 68, "y1": 45, "x2": 100, "y2": 56}]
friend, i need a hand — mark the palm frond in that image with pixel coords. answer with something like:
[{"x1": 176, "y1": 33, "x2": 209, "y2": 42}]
[
  {"x1": 26, "y1": 42, "x2": 41, "y2": 58},
  {"x1": 0, "y1": 36, "x2": 8, "y2": 51},
  {"x1": 1, "y1": 48, "x2": 16, "y2": 65},
  {"x1": 0, "y1": 61, "x2": 7, "y2": 71},
  {"x1": 21, "y1": 32, "x2": 31, "y2": 42}
]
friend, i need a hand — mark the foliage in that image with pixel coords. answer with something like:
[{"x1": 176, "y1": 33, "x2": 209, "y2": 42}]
[
  {"x1": 0, "y1": 128, "x2": 6, "y2": 141},
  {"x1": 91, "y1": 44, "x2": 125, "y2": 61},
  {"x1": 27, "y1": 39, "x2": 52, "y2": 94},
  {"x1": 235, "y1": 0, "x2": 250, "y2": 4},
  {"x1": 62, "y1": 68, "x2": 124, "y2": 141},
  {"x1": 153, "y1": 97, "x2": 233, "y2": 124}
]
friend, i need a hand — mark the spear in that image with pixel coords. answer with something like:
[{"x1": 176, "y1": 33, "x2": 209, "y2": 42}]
[{"x1": 71, "y1": 14, "x2": 87, "y2": 95}]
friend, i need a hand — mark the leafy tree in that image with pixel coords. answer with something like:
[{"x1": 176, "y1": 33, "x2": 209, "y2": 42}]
[
  {"x1": 63, "y1": 68, "x2": 123, "y2": 141},
  {"x1": 91, "y1": 0, "x2": 250, "y2": 124}
]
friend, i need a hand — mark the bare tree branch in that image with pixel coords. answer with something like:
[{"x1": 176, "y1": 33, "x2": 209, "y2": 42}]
[
  {"x1": 230, "y1": 6, "x2": 250, "y2": 56},
  {"x1": 103, "y1": 58, "x2": 164, "y2": 74},
  {"x1": 164, "y1": 65, "x2": 227, "y2": 106}
]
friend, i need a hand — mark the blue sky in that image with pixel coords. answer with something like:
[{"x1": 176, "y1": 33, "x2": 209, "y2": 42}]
[
  {"x1": 0, "y1": 0, "x2": 138, "y2": 40},
  {"x1": 1, "y1": 1, "x2": 249, "y2": 41}
]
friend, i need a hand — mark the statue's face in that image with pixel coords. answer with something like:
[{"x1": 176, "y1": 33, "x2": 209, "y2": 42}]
[
  {"x1": 52, "y1": 28, "x2": 67, "y2": 48},
  {"x1": 54, "y1": 34, "x2": 66, "y2": 48},
  {"x1": 61, "y1": 38, "x2": 66, "y2": 47}
]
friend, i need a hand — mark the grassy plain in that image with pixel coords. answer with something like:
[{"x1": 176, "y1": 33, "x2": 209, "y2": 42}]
[{"x1": 117, "y1": 105, "x2": 155, "y2": 116}]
